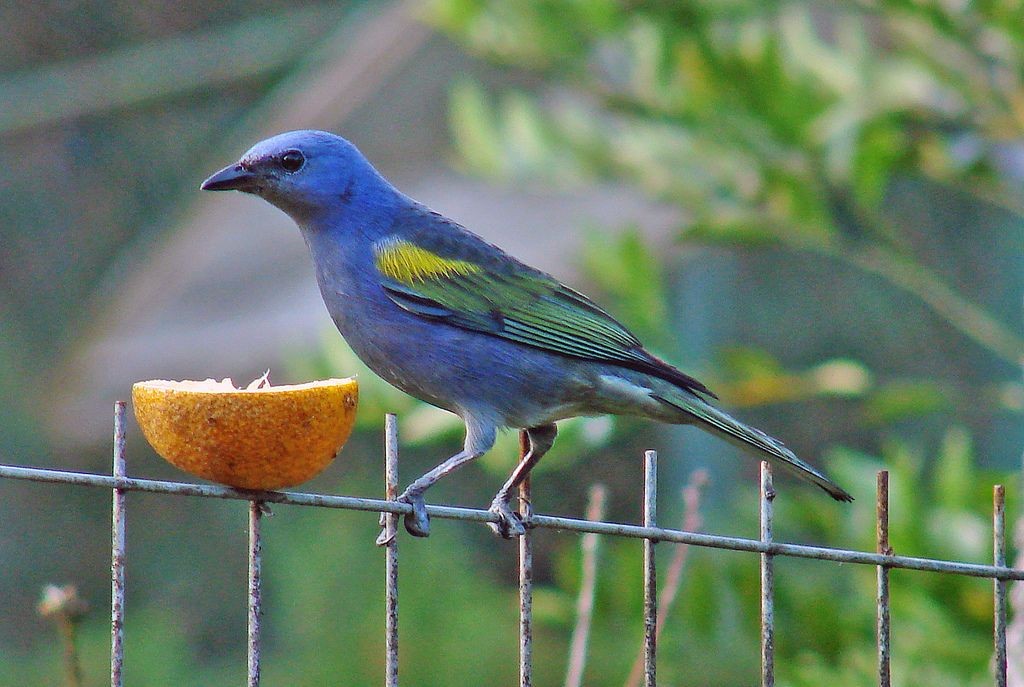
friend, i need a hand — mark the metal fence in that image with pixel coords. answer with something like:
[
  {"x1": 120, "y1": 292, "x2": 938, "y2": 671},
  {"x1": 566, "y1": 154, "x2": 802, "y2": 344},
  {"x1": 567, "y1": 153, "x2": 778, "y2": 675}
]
[{"x1": 2, "y1": 402, "x2": 1021, "y2": 687}]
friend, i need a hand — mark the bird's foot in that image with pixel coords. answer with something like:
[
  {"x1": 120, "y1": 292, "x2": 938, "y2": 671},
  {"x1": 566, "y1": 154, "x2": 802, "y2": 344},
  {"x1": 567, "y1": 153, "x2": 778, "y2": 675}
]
[
  {"x1": 401, "y1": 491, "x2": 431, "y2": 538},
  {"x1": 375, "y1": 491, "x2": 431, "y2": 545},
  {"x1": 487, "y1": 495, "x2": 526, "y2": 539}
]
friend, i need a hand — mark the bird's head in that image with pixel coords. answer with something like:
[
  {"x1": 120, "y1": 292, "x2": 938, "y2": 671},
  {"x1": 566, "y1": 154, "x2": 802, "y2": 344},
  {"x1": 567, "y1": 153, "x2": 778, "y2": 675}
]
[{"x1": 201, "y1": 130, "x2": 388, "y2": 222}]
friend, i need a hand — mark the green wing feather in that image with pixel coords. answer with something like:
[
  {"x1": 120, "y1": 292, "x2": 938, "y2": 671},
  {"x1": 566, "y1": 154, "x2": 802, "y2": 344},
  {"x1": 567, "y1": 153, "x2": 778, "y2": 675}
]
[{"x1": 373, "y1": 235, "x2": 714, "y2": 398}]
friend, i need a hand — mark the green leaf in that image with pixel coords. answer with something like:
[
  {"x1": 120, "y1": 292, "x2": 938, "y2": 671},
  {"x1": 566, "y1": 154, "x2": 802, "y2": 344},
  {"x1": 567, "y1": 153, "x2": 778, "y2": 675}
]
[
  {"x1": 717, "y1": 345, "x2": 784, "y2": 378},
  {"x1": 684, "y1": 219, "x2": 782, "y2": 246},
  {"x1": 579, "y1": 225, "x2": 670, "y2": 345},
  {"x1": 448, "y1": 79, "x2": 505, "y2": 177},
  {"x1": 850, "y1": 118, "x2": 909, "y2": 209},
  {"x1": 933, "y1": 426, "x2": 973, "y2": 509},
  {"x1": 862, "y1": 380, "x2": 950, "y2": 425}
]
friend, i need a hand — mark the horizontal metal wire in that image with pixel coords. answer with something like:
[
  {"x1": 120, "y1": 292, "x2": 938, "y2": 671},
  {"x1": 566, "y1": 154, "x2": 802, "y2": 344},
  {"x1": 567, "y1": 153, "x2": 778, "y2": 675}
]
[{"x1": 2, "y1": 462, "x2": 1022, "y2": 581}]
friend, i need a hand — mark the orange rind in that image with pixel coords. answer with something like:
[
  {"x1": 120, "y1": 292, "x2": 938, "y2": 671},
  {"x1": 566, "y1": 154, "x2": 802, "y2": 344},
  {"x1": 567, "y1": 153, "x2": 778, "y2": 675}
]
[{"x1": 132, "y1": 376, "x2": 358, "y2": 489}]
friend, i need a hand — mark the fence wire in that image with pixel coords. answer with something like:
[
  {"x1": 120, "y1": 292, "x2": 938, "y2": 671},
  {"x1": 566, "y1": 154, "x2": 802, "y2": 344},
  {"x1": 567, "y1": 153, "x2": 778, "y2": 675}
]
[{"x1": 0, "y1": 402, "x2": 1020, "y2": 686}]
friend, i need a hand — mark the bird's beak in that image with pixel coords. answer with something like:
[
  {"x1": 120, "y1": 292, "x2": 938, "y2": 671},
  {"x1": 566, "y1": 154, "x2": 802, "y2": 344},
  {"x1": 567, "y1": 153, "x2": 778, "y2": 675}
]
[{"x1": 200, "y1": 163, "x2": 258, "y2": 192}]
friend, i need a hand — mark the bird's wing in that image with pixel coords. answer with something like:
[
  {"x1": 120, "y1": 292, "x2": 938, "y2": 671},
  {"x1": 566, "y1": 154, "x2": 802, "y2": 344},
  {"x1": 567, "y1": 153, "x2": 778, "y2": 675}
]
[{"x1": 372, "y1": 231, "x2": 714, "y2": 398}]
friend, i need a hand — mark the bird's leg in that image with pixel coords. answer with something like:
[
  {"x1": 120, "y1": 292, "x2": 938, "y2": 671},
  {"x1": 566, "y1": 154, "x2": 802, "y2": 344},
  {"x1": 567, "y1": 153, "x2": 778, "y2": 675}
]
[
  {"x1": 488, "y1": 424, "x2": 557, "y2": 539},
  {"x1": 377, "y1": 419, "x2": 495, "y2": 543},
  {"x1": 395, "y1": 451, "x2": 479, "y2": 538}
]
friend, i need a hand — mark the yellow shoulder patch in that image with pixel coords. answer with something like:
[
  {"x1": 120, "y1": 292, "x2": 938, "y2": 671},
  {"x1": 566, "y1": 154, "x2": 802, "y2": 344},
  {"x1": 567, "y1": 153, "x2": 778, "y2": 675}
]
[{"x1": 374, "y1": 239, "x2": 481, "y2": 283}]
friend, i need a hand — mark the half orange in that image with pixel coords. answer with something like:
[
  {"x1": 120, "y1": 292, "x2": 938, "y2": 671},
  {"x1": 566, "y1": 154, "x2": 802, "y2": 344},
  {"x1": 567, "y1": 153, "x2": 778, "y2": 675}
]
[{"x1": 132, "y1": 377, "x2": 358, "y2": 489}]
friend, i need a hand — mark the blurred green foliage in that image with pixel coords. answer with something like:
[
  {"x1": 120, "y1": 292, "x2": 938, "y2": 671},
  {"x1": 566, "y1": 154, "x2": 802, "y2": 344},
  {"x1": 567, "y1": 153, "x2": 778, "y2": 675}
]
[{"x1": 433, "y1": 0, "x2": 1024, "y2": 367}]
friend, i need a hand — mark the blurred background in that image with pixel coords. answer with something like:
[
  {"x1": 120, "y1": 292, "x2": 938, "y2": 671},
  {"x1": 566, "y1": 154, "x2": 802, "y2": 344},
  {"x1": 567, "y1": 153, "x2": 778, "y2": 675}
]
[{"x1": 1, "y1": 1, "x2": 1022, "y2": 684}]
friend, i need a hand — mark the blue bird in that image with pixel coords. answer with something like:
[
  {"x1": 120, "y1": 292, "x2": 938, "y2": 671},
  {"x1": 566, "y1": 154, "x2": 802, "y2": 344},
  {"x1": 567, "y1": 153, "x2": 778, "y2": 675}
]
[{"x1": 202, "y1": 130, "x2": 852, "y2": 540}]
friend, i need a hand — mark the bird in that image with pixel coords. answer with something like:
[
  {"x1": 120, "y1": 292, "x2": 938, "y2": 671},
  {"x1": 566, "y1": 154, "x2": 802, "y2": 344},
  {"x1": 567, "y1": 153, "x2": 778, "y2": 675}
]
[{"x1": 201, "y1": 130, "x2": 853, "y2": 540}]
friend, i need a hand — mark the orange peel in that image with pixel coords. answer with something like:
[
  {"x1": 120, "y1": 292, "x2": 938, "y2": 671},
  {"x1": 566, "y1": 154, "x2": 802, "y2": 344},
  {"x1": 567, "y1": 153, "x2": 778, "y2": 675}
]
[{"x1": 132, "y1": 377, "x2": 358, "y2": 489}]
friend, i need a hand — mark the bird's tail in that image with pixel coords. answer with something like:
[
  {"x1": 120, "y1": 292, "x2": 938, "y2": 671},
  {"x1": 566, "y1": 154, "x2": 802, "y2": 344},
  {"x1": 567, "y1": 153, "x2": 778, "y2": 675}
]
[{"x1": 653, "y1": 393, "x2": 853, "y2": 502}]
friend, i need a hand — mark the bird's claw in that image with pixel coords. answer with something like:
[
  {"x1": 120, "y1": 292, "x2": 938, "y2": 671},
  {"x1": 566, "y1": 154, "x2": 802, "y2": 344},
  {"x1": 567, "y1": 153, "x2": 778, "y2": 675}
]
[
  {"x1": 487, "y1": 497, "x2": 526, "y2": 539},
  {"x1": 374, "y1": 525, "x2": 396, "y2": 547},
  {"x1": 376, "y1": 491, "x2": 431, "y2": 543}
]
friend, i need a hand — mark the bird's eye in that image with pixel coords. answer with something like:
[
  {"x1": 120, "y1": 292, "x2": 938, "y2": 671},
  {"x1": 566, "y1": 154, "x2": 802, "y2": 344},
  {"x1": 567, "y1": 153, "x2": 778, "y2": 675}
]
[{"x1": 280, "y1": 150, "x2": 305, "y2": 173}]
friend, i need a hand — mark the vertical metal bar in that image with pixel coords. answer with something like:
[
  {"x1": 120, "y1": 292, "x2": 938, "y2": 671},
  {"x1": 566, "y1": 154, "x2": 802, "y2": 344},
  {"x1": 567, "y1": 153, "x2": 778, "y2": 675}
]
[
  {"x1": 565, "y1": 484, "x2": 607, "y2": 687},
  {"x1": 518, "y1": 431, "x2": 533, "y2": 687},
  {"x1": 643, "y1": 450, "x2": 658, "y2": 687},
  {"x1": 877, "y1": 471, "x2": 891, "y2": 687},
  {"x1": 994, "y1": 484, "x2": 1007, "y2": 687},
  {"x1": 384, "y1": 413, "x2": 400, "y2": 687},
  {"x1": 760, "y1": 461, "x2": 775, "y2": 687},
  {"x1": 247, "y1": 501, "x2": 263, "y2": 687},
  {"x1": 111, "y1": 401, "x2": 127, "y2": 687},
  {"x1": 625, "y1": 471, "x2": 708, "y2": 687}
]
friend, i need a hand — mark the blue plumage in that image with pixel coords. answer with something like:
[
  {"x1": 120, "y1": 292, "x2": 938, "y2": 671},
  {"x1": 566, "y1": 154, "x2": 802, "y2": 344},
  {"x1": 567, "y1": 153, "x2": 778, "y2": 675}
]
[{"x1": 202, "y1": 130, "x2": 852, "y2": 539}]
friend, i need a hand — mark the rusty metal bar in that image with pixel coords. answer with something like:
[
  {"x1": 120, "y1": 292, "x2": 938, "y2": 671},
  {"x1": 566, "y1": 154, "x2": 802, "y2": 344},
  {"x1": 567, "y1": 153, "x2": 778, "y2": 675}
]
[
  {"x1": 995, "y1": 485, "x2": 1007, "y2": 687},
  {"x1": 877, "y1": 471, "x2": 892, "y2": 687},
  {"x1": 760, "y1": 462, "x2": 775, "y2": 687},
  {"x1": 110, "y1": 402, "x2": 127, "y2": 687},
  {"x1": 518, "y1": 431, "x2": 533, "y2": 687},
  {"x1": 625, "y1": 472, "x2": 708, "y2": 687},
  {"x1": 564, "y1": 484, "x2": 607, "y2": 687},
  {"x1": 384, "y1": 414, "x2": 399, "y2": 687},
  {"x1": 642, "y1": 450, "x2": 658, "y2": 687},
  {"x1": 4, "y1": 463, "x2": 1023, "y2": 580},
  {"x1": 247, "y1": 501, "x2": 263, "y2": 687}
]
